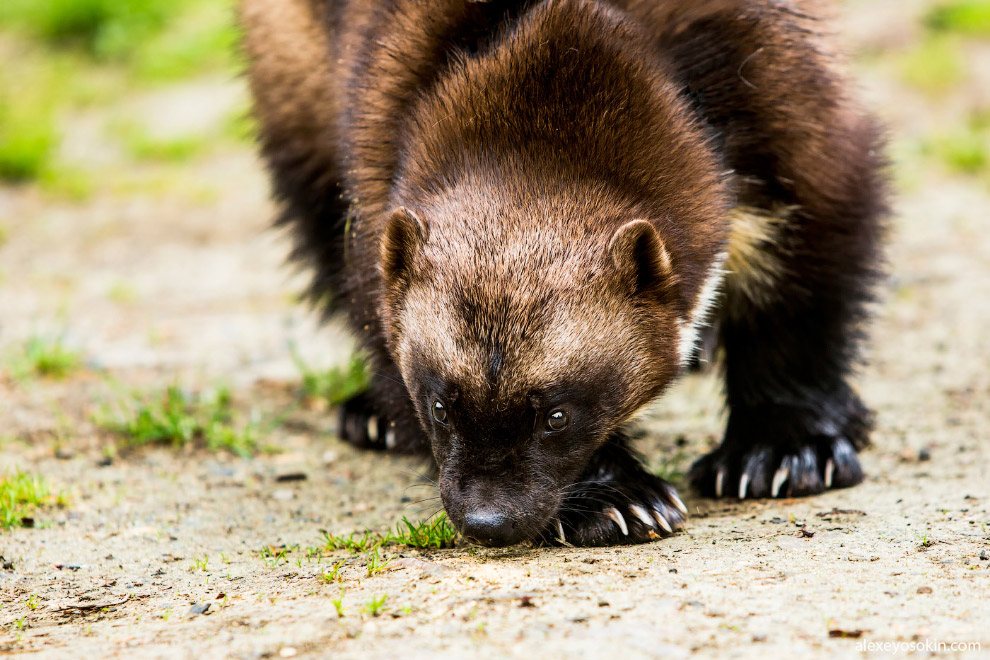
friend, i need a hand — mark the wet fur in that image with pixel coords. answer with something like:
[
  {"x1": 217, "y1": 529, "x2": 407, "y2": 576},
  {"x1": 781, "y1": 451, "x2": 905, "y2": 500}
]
[{"x1": 241, "y1": 0, "x2": 887, "y2": 544}]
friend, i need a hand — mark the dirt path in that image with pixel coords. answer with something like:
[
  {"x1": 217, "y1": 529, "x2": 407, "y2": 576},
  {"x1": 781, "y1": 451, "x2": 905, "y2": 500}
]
[{"x1": 1, "y1": 2, "x2": 988, "y2": 658}]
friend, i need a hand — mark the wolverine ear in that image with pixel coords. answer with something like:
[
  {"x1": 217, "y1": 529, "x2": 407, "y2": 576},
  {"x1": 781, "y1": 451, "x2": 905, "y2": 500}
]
[
  {"x1": 381, "y1": 207, "x2": 428, "y2": 286},
  {"x1": 608, "y1": 220, "x2": 677, "y2": 301}
]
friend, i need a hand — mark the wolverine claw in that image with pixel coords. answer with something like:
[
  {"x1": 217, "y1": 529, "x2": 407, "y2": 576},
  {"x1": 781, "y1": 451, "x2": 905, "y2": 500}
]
[
  {"x1": 337, "y1": 392, "x2": 412, "y2": 451},
  {"x1": 690, "y1": 436, "x2": 865, "y2": 500},
  {"x1": 652, "y1": 508, "x2": 673, "y2": 533},
  {"x1": 605, "y1": 507, "x2": 629, "y2": 536},
  {"x1": 542, "y1": 438, "x2": 688, "y2": 547},
  {"x1": 552, "y1": 477, "x2": 686, "y2": 546},
  {"x1": 667, "y1": 487, "x2": 688, "y2": 516},
  {"x1": 690, "y1": 397, "x2": 871, "y2": 500},
  {"x1": 771, "y1": 463, "x2": 789, "y2": 498},
  {"x1": 629, "y1": 504, "x2": 654, "y2": 529}
]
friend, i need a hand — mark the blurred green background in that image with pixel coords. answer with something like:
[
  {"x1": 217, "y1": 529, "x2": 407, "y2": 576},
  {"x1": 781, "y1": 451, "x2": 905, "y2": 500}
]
[
  {"x1": 0, "y1": 0, "x2": 250, "y2": 195},
  {"x1": 0, "y1": 0, "x2": 988, "y2": 200}
]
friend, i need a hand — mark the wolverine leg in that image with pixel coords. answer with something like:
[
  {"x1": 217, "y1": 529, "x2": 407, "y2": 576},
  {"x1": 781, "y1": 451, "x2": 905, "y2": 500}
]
[
  {"x1": 649, "y1": 3, "x2": 889, "y2": 498},
  {"x1": 337, "y1": 358, "x2": 429, "y2": 454},
  {"x1": 689, "y1": 160, "x2": 886, "y2": 499}
]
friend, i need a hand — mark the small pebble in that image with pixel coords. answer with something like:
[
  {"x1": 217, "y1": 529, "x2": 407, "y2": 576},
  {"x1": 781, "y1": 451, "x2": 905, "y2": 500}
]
[
  {"x1": 918, "y1": 448, "x2": 931, "y2": 461},
  {"x1": 916, "y1": 586, "x2": 933, "y2": 594},
  {"x1": 279, "y1": 648, "x2": 298, "y2": 658},
  {"x1": 272, "y1": 489, "x2": 295, "y2": 501},
  {"x1": 188, "y1": 602, "x2": 211, "y2": 616},
  {"x1": 979, "y1": 550, "x2": 989, "y2": 561},
  {"x1": 276, "y1": 472, "x2": 307, "y2": 483}
]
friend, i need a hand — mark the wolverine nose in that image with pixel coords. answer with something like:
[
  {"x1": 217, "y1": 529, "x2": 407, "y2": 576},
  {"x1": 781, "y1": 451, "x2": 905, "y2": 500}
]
[{"x1": 462, "y1": 509, "x2": 517, "y2": 547}]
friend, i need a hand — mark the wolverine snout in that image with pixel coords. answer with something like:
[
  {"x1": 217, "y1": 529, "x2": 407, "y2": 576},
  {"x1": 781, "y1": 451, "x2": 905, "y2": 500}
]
[
  {"x1": 459, "y1": 508, "x2": 522, "y2": 547},
  {"x1": 441, "y1": 473, "x2": 558, "y2": 547}
]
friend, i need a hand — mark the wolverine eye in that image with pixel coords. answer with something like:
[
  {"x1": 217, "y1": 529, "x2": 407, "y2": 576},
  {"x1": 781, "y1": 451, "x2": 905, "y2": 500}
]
[
  {"x1": 545, "y1": 409, "x2": 568, "y2": 432},
  {"x1": 432, "y1": 399, "x2": 448, "y2": 425}
]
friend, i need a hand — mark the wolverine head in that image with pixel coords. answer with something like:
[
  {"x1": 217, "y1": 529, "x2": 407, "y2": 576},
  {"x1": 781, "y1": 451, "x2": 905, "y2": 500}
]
[{"x1": 378, "y1": 179, "x2": 702, "y2": 546}]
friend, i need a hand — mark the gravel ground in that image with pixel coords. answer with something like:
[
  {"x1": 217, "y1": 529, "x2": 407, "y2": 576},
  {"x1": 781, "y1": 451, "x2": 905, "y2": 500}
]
[{"x1": 0, "y1": 2, "x2": 988, "y2": 658}]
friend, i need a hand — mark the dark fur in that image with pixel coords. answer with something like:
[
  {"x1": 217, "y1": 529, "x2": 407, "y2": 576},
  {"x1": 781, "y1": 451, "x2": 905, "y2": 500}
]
[{"x1": 240, "y1": 0, "x2": 887, "y2": 546}]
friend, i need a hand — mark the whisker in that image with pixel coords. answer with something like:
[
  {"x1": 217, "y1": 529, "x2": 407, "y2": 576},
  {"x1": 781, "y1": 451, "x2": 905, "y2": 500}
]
[
  {"x1": 370, "y1": 370, "x2": 407, "y2": 388},
  {"x1": 397, "y1": 467, "x2": 439, "y2": 486},
  {"x1": 403, "y1": 483, "x2": 439, "y2": 494},
  {"x1": 408, "y1": 496, "x2": 442, "y2": 506}
]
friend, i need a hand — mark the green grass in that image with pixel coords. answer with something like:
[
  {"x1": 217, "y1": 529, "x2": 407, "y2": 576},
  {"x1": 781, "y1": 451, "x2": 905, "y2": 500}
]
[
  {"x1": 653, "y1": 448, "x2": 690, "y2": 484},
  {"x1": 0, "y1": 0, "x2": 183, "y2": 60},
  {"x1": 130, "y1": 1, "x2": 239, "y2": 83},
  {"x1": 364, "y1": 594, "x2": 387, "y2": 617},
  {"x1": 931, "y1": 132, "x2": 989, "y2": 174},
  {"x1": 925, "y1": 0, "x2": 990, "y2": 36},
  {"x1": 8, "y1": 336, "x2": 82, "y2": 380},
  {"x1": 0, "y1": 40, "x2": 103, "y2": 184},
  {"x1": 293, "y1": 350, "x2": 371, "y2": 407},
  {"x1": 222, "y1": 105, "x2": 259, "y2": 144},
  {"x1": 258, "y1": 544, "x2": 297, "y2": 568},
  {"x1": 365, "y1": 547, "x2": 393, "y2": 577},
  {"x1": 897, "y1": 36, "x2": 967, "y2": 93},
  {"x1": 0, "y1": 110, "x2": 57, "y2": 181},
  {"x1": 95, "y1": 385, "x2": 261, "y2": 457},
  {"x1": 0, "y1": 0, "x2": 238, "y2": 78},
  {"x1": 250, "y1": 516, "x2": 456, "y2": 575},
  {"x1": 317, "y1": 514, "x2": 458, "y2": 554},
  {"x1": 0, "y1": 73, "x2": 58, "y2": 181},
  {"x1": 390, "y1": 513, "x2": 458, "y2": 549},
  {"x1": 0, "y1": 0, "x2": 240, "y2": 184},
  {"x1": 259, "y1": 515, "x2": 459, "y2": 568},
  {"x1": 924, "y1": 113, "x2": 990, "y2": 176},
  {"x1": 122, "y1": 128, "x2": 210, "y2": 163},
  {"x1": 0, "y1": 471, "x2": 67, "y2": 530},
  {"x1": 320, "y1": 558, "x2": 348, "y2": 584},
  {"x1": 318, "y1": 530, "x2": 382, "y2": 553},
  {"x1": 0, "y1": 40, "x2": 117, "y2": 185},
  {"x1": 107, "y1": 282, "x2": 139, "y2": 304},
  {"x1": 330, "y1": 590, "x2": 346, "y2": 617},
  {"x1": 38, "y1": 165, "x2": 97, "y2": 201}
]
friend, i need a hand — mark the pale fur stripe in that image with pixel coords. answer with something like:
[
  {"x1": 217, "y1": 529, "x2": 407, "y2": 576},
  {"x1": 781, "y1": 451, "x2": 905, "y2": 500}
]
[
  {"x1": 723, "y1": 205, "x2": 793, "y2": 315},
  {"x1": 677, "y1": 251, "x2": 728, "y2": 367}
]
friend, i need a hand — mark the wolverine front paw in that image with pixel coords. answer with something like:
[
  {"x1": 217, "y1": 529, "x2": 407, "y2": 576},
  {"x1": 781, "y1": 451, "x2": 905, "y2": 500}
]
[
  {"x1": 690, "y1": 398, "x2": 872, "y2": 500},
  {"x1": 337, "y1": 391, "x2": 399, "y2": 450},
  {"x1": 689, "y1": 436, "x2": 864, "y2": 499},
  {"x1": 547, "y1": 472, "x2": 687, "y2": 546}
]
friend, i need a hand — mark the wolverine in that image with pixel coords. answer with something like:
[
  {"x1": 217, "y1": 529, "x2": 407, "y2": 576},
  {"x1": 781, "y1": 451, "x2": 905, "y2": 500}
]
[{"x1": 240, "y1": 0, "x2": 887, "y2": 546}]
